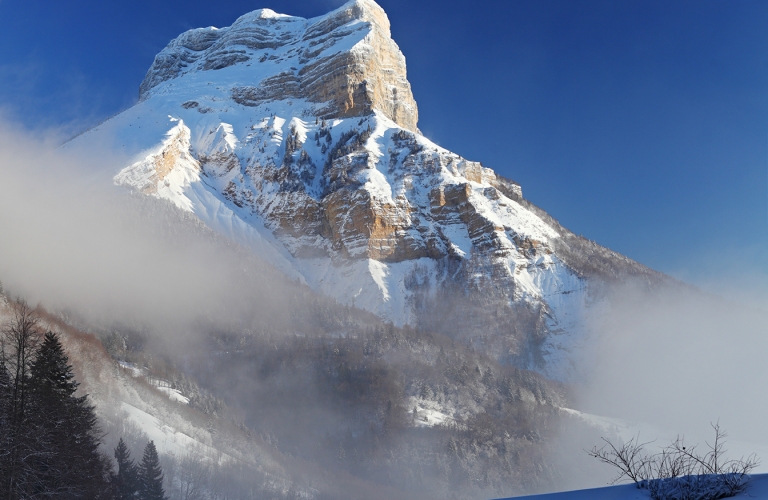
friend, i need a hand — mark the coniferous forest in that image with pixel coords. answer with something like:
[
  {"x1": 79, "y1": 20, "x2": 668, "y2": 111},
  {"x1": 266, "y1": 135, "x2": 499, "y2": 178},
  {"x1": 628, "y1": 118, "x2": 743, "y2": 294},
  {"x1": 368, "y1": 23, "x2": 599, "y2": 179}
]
[{"x1": 0, "y1": 301, "x2": 167, "y2": 499}]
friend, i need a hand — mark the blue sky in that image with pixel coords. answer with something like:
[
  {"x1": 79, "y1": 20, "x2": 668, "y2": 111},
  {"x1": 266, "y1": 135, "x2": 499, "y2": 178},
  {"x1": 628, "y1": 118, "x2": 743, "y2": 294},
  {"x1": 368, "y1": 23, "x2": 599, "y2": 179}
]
[{"x1": 0, "y1": 0, "x2": 766, "y2": 296}]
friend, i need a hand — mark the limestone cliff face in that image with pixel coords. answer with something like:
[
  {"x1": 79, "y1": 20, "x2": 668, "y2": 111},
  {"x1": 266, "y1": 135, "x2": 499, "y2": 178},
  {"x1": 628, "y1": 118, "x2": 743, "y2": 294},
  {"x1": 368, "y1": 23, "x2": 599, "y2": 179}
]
[{"x1": 140, "y1": 0, "x2": 419, "y2": 131}]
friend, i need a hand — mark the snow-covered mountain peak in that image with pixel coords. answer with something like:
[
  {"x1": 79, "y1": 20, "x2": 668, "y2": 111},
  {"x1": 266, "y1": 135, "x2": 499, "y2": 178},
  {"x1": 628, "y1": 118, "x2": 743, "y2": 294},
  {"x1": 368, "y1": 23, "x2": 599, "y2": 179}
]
[
  {"x1": 138, "y1": 0, "x2": 417, "y2": 131},
  {"x1": 317, "y1": 0, "x2": 393, "y2": 35},
  {"x1": 244, "y1": 8, "x2": 296, "y2": 21},
  {"x1": 69, "y1": 0, "x2": 664, "y2": 381}
]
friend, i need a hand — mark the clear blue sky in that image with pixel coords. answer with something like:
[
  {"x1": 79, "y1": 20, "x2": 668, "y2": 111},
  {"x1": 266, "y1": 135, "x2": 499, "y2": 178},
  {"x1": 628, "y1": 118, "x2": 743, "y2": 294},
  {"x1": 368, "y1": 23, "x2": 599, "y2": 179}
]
[{"x1": 0, "y1": 0, "x2": 766, "y2": 296}]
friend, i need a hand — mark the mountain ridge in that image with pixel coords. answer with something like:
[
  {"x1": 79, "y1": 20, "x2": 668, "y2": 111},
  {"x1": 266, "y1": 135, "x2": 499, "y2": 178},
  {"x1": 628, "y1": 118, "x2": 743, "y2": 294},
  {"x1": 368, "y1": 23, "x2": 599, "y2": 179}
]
[
  {"x1": 66, "y1": 0, "x2": 668, "y2": 381},
  {"x1": 139, "y1": 0, "x2": 419, "y2": 131}
]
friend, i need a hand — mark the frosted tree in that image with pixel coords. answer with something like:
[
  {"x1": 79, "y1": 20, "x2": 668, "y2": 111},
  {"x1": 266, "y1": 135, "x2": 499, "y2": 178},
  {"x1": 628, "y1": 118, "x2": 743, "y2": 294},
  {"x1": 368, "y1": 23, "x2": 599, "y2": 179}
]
[
  {"x1": 0, "y1": 356, "x2": 11, "y2": 491},
  {"x1": 0, "y1": 300, "x2": 43, "y2": 498}
]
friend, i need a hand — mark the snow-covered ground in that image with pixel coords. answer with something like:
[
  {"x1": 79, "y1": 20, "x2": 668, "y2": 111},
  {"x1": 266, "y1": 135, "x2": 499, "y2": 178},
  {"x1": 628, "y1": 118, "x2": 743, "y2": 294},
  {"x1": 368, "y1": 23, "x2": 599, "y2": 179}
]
[
  {"x1": 501, "y1": 474, "x2": 768, "y2": 499},
  {"x1": 118, "y1": 361, "x2": 190, "y2": 405},
  {"x1": 406, "y1": 396, "x2": 454, "y2": 427},
  {"x1": 119, "y1": 402, "x2": 218, "y2": 459},
  {"x1": 0, "y1": 300, "x2": 283, "y2": 474}
]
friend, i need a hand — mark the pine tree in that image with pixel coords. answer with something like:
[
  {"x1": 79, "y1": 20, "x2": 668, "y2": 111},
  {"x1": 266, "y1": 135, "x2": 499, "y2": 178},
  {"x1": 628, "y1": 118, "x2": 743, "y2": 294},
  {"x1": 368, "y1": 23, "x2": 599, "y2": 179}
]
[
  {"x1": 29, "y1": 331, "x2": 110, "y2": 497},
  {"x1": 138, "y1": 441, "x2": 166, "y2": 500},
  {"x1": 112, "y1": 438, "x2": 139, "y2": 499},
  {"x1": 30, "y1": 331, "x2": 78, "y2": 399}
]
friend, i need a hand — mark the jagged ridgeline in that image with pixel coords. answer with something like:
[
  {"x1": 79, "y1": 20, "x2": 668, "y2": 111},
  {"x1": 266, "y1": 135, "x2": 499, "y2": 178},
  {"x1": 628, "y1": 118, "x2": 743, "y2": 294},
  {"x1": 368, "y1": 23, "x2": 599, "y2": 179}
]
[{"x1": 55, "y1": 0, "x2": 669, "y2": 497}]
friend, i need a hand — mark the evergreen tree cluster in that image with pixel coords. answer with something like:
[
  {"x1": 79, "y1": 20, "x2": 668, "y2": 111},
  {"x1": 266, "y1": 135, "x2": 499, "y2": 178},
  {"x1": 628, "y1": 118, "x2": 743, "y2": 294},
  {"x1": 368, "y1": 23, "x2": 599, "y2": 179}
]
[
  {"x1": 0, "y1": 302, "x2": 110, "y2": 498},
  {"x1": 0, "y1": 301, "x2": 168, "y2": 499},
  {"x1": 282, "y1": 125, "x2": 302, "y2": 166},
  {"x1": 112, "y1": 438, "x2": 167, "y2": 500}
]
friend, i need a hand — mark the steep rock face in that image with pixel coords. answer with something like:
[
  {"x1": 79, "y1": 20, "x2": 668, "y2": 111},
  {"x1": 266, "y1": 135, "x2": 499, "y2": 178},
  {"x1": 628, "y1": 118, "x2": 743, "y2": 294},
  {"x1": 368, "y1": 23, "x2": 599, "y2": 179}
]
[
  {"x1": 112, "y1": 122, "x2": 201, "y2": 212},
  {"x1": 70, "y1": 0, "x2": 666, "y2": 381},
  {"x1": 140, "y1": 0, "x2": 419, "y2": 131}
]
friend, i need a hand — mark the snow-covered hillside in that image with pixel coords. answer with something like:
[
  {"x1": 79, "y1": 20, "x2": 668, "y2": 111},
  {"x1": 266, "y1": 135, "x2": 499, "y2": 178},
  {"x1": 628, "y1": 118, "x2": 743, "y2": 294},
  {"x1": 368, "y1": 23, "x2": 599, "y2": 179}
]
[
  {"x1": 65, "y1": 0, "x2": 665, "y2": 380},
  {"x1": 0, "y1": 297, "x2": 299, "y2": 495}
]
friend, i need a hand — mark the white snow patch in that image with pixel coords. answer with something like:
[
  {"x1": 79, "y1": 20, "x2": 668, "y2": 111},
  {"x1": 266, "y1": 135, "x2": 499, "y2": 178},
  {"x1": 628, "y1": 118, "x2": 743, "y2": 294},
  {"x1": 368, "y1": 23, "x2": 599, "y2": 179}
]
[
  {"x1": 407, "y1": 397, "x2": 453, "y2": 427},
  {"x1": 155, "y1": 384, "x2": 191, "y2": 405},
  {"x1": 368, "y1": 259, "x2": 390, "y2": 302},
  {"x1": 118, "y1": 362, "x2": 190, "y2": 405},
  {"x1": 118, "y1": 361, "x2": 144, "y2": 378},
  {"x1": 119, "y1": 402, "x2": 217, "y2": 458}
]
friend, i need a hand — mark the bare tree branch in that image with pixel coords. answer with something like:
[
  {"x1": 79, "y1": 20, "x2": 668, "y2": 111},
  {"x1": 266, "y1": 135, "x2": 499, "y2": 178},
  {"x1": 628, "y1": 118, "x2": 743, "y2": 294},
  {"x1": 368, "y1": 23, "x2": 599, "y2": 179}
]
[{"x1": 588, "y1": 424, "x2": 760, "y2": 500}]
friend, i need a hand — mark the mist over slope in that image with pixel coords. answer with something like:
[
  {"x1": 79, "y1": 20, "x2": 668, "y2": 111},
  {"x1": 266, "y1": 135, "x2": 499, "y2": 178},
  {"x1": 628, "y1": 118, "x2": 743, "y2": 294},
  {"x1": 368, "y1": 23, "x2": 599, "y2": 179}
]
[
  {"x1": 64, "y1": 0, "x2": 670, "y2": 384},
  {"x1": 0, "y1": 119, "x2": 605, "y2": 498},
  {"x1": 1, "y1": 0, "x2": 765, "y2": 498}
]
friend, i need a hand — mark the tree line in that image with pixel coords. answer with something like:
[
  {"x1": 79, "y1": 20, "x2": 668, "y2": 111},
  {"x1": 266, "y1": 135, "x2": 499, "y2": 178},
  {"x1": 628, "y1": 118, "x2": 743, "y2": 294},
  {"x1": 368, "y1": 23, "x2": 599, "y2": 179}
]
[{"x1": 0, "y1": 300, "x2": 167, "y2": 499}]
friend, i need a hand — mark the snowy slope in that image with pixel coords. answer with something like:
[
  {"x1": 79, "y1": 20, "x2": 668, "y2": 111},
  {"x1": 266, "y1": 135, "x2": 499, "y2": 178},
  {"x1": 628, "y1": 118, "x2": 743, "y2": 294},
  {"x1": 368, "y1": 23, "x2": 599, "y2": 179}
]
[
  {"x1": 502, "y1": 474, "x2": 768, "y2": 499},
  {"x1": 65, "y1": 0, "x2": 663, "y2": 381},
  {"x1": 501, "y1": 482, "x2": 651, "y2": 500},
  {"x1": 0, "y1": 299, "x2": 291, "y2": 484}
]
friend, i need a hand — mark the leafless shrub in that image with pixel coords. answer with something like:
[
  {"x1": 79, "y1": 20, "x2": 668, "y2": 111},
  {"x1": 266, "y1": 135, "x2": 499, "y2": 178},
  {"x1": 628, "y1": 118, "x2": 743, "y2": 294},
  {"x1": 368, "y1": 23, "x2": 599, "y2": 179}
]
[{"x1": 588, "y1": 423, "x2": 759, "y2": 500}]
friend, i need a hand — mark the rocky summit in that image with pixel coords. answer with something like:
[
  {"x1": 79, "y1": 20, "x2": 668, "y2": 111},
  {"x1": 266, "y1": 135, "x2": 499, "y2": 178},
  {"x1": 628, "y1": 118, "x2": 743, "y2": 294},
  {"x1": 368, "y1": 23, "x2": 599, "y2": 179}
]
[
  {"x1": 139, "y1": 0, "x2": 418, "y2": 131},
  {"x1": 69, "y1": 0, "x2": 663, "y2": 380}
]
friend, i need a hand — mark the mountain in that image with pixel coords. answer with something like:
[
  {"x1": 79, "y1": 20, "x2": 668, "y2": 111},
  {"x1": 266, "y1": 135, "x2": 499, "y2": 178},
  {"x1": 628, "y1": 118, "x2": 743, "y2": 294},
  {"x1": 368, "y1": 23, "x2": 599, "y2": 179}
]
[
  {"x1": 66, "y1": 0, "x2": 665, "y2": 381},
  {"x1": 4, "y1": 1, "x2": 709, "y2": 497}
]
